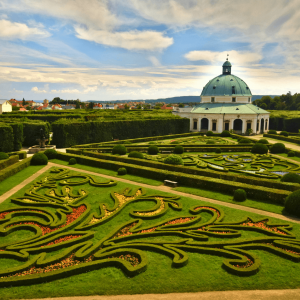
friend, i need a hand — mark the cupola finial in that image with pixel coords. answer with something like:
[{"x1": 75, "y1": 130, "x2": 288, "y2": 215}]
[{"x1": 226, "y1": 53, "x2": 229, "y2": 61}]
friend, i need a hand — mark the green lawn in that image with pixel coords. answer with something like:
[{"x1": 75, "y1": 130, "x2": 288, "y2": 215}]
[
  {"x1": 1, "y1": 166, "x2": 300, "y2": 299},
  {"x1": 275, "y1": 153, "x2": 300, "y2": 163}
]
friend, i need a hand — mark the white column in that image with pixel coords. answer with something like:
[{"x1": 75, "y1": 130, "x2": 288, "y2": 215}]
[
  {"x1": 208, "y1": 118, "x2": 212, "y2": 131},
  {"x1": 257, "y1": 119, "x2": 261, "y2": 134},
  {"x1": 218, "y1": 118, "x2": 223, "y2": 133},
  {"x1": 190, "y1": 117, "x2": 193, "y2": 131},
  {"x1": 241, "y1": 119, "x2": 245, "y2": 134},
  {"x1": 230, "y1": 119, "x2": 234, "y2": 131},
  {"x1": 267, "y1": 118, "x2": 269, "y2": 131},
  {"x1": 251, "y1": 120, "x2": 256, "y2": 134},
  {"x1": 198, "y1": 117, "x2": 201, "y2": 131}
]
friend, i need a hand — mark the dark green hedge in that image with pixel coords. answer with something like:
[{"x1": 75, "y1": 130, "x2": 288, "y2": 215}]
[
  {"x1": 269, "y1": 117, "x2": 300, "y2": 132},
  {"x1": 0, "y1": 124, "x2": 14, "y2": 152},
  {"x1": 263, "y1": 134, "x2": 300, "y2": 144},
  {"x1": 22, "y1": 122, "x2": 51, "y2": 147},
  {"x1": 8, "y1": 123, "x2": 23, "y2": 151},
  {"x1": 0, "y1": 155, "x2": 19, "y2": 171},
  {"x1": 8, "y1": 151, "x2": 27, "y2": 160},
  {"x1": 0, "y1": 114, "x2": 83, "y2": 123},
  {"x1": 0, "y1": 157, "x2": 31, "y2": 182},
  {"x1": 53, "y1": 119, "x2": 190, "y2": 148}
]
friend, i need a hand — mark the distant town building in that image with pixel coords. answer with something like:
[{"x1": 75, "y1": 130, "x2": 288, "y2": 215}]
[{"x1": 0, "y1": 100, "x2": 12, "y2": 114}]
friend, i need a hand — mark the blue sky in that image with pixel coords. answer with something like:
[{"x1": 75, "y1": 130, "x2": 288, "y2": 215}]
[{"x1": 0, "y1": 0, "x2": 299, "y2": 101}]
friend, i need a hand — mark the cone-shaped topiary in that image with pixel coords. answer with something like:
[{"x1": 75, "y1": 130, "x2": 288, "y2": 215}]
[
  {"x1": 164, "y1": 155, "x2": 183, "y2": 165},
  {"x1": 220, "y1": 130, "x2": 231, "y2": 137},
  {"x1": 215, "y1": 148, "x2": 222, "y2": 154},
  {"x1": 270, "y1": 143, "x2": 285, "y2": 154},
  {"x1": 281, "y1": 173, "x2": 300, "y2": 184},
  {"x1": 233, "y1": 189, "x2": 247, "y2": 202},
  {"x1": 112, "y1": 145, "x2": 127, "y2": 155},
  {"x1": 148, "y1": 145, "x2": 159, "y2": 155},
  {"x1": 69, "y1": 158, "x2": 77, "y2": 165},
  {"x1": 268, "y1": 130, "x2": 277, "y2": 134},
  {"x1": 206, "y1": 131, "x2": 214, "y2": 136},
  {"x1": 31, "y1": 152, "x2": 48, "y2": 165},
  {"x1": 251, "y1": 143, "x2": 268, "y2": 154},
  {"x1": 257, "y1": 139, "x2": 269, "y2": 144},
  {"x1": 128, "y1": 151, "x2": 144, "y2": 159},
  {"x1": 285, "y1": 189, "x2": 300, "y2": 217},
  {"x1": 118, "y1": 167, "x2": 127, "y2": 175},
  {"x1": 44, "y1": 149, "x2": 57, "y2": 159},
  {"x1": 0, "y1": 152, "x2": 9, "y2": 160},
  {"x1": 288, "y1": 151, "x2": 295, "y2": 157},
  {"x1": 174, "y1": 145, "x2": 184, "y2": 154},
  {"x1": 280, "y1": 131, "x2": 288, "y2": 137}
]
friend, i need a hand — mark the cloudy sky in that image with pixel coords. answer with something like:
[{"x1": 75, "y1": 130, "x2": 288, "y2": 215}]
[{"x1": 0, "y1": 0, "x2": 299, "y2": 101}]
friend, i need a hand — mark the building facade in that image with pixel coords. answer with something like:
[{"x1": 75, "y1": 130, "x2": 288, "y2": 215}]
[
  {"x1": 173, "y1": 59, "x2": 270, "y2": 134},
  {"x1": 0, "y1": 100, "x2": 12, "y2": 114}
]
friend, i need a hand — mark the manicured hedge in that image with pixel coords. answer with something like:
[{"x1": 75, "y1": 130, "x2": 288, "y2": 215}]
[
  {"x1": 0, "y1": 155, "x2": 19, "y2": 171},
  {"x1": 8, "y1": 151, "x2": 27, "y2": 160},
  {"x1": 0, "y1": 124, "x2": 14, "y2": 152},
  {"x1": 22, "y1": 122, "x2": 51, "y2": 147},
  {"x1": 53, "y1": 119, "x2": 190, "y2": 148},
  {"x1": 8, "y1": 123, "x2": 23, "y2": 151},
  {"x1": 263, "y1": 134, "x2": 300, "y2": 144}
]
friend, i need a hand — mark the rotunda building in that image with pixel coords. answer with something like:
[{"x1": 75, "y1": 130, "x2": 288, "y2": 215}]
[{"x1": 174, "y1": 59, "x2": 270, "y2": 135}]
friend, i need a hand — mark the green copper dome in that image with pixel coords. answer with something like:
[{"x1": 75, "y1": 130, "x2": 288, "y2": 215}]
[{"x1": 222, "y1": 60, "x2": 232, "y2": 67}]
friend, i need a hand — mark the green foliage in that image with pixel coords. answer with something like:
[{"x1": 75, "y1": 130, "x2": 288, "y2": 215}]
[
  {"x1": 0, "y1": 124, "x2": 13, "y2": 152},
  {"x1": 174, "y1": 145, "x2": 184, "y2": 154},
  {"x1": 117, "y1": 167, "x2": 127, "y2": 175},
  {"x1": 148, "y1": 141, "x2": 156, "y2": 144},
  {"x1": 233, "y1": 189, "x2": 247, "y2": 202},
  {"x1": 288, "y1": 151, "x2": 295, "y2": 157},
  {"x1": 69, "y1": 158, "x2": 77, "y2": 165},
  {"x1": 281, "y1": 173, "x2": 300, "y2": 184},
  {"x1": 0, "y1": 152, "x2": 9, "y2": 160},
  {"x1": 148, "y1": 145, "x2": 159, "y2": 155},
  {"x1": 257, "y1": 139, "x2": 269, "y2": 144},
  {"x1": 285, "y1": 189, "x2": 300, "y2": 217},
  {"x1": 238, "y1": 138, "x2": 253, "y2": 144},
  {"x1": 44, "y1": 149, "x2": 58, "y2": 159},
  {"x1": 112, "y1": 145, "x2": 127, "y2": 155},
  {"x1": 215, "y1": 148, "x2": 222, "y2": 154},
  {"x1": 0, "y1": 157, "x2": 31, "y2": 183},
  {"x1": 268, "y1": 130, "x2": 277, "y2": 134},
  {"x1": 251, "y1": 143, "x2": 268, "y2": 154},
  {"x1": 220, "y1": 130, "x2": 231, "y2": 137},
  {"x1": 164, "y1": 154, "x2": 183, "y2": 165},
  {"x1": 206, "y1": 131, "x2": 214, "y2": 136},
  {"x1": 280, "y1": 131, "x2": 289, "y2": 137},
  {"x1": 0, "y1": 155, "x2": 18, "y2": 171},
  {"x1": 170, "y1": 141, "x2": 180, "y2": 144},
  {"x1": 31, "y1": 153, "x2": 48, "y2": 165},
  {"x1": 270, "y1": 143, "x2": 286, "y2": 154},
  {"x1": 128, "y1": 151, "x2": 144, "y2": 159},
  {"x1": 206, "y1": 139, "x2": 215, "y2": 144}
]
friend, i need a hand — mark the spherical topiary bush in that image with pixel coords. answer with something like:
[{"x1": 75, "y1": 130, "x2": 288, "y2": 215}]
[
  {"x1": 148, "y1": 141, "x2": 156, "y2": 144},
  {"x1": 233, "y1": 189, "x2": 247, "y2": 202},
  {"x1": 281, "y1": 173, "x2": 300, "y2": 184},
  {"x1": 117, "y1": 167, "x2": 127, "y2": 175},
  {"x1": 44, "y1": 149, "x2": 57, "y2": 159},
  {"x1": 170, "y1": 141, "x2": 180, "y2": 144},
  {"x1": 288, "y1": 151, "x2": 295, "y2": 157},
  {"x1": 270, "y1": 143, "x2": 285, "y2": 154},
  {"x1": 251, "y1": 143, "x2": 268, "y2": 154},
  {"x1": 257, "y1": 139, "x2": 269, "y2": 144},
  {"x1": 164, "y1": 155, "x2": 183, "y2": 165},
  {"x1": 221, "y1": 130, "x2": 231, "y2": 137},
  {"x1": 215, "y1": 148, "x2": 222, "y2": 154},
  {"x1": 238, "y1": 138, "x2": 252, "y2": 144},
  {"x1": 128, "y1": 151, "x2": 144, "y2": 159},
  {"x1": 69, "y1": 158, "x2": 77, "y2": 165},
  {"x1": 206, "y1": 131, "x2": 214, "y2": 137},
  {"x1": 280, "y1": 131, "x2": 288, "y2": 137},
  {"x1": 174, "y1": 145, "x2": 184, "y2": 154},
  {"x1": 206, "y1": 139, "x2": 216, "y2": 144},
  {"x1": 148, "y1": 145, "x2": 159, "y2": 155},
  {"x1": 112, "y1": 145, "x2": 127, "y2": 155},
  {"x1": 31, "y1": 152, "x2": 48, "y2": 165},
  {"x1": 285, "y1": 190, "x2": 300, "y2": 217},
  {"x1": 268, "y1": 130, "x2": 277, "y2": 134},
  {"x1": 0, "y1": 152, "x2": 9, "y2": 160}
]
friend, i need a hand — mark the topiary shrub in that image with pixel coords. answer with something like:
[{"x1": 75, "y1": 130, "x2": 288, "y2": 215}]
[
  {"x1": 220, "y1": 130, "x2": 231, "y2": 137},
  {"x1": 206, "y1": 139, "x2": 216, "y2": 144},
  {"x1": 233, "y1": 189, "x2": 247, "y2": 202},
  {"x1": 270, "y1": 143, "x2": 286, "y2": 154},
  {"x1": 251, "y1": 143, "x2": 268, "y2": 154},
  {"x1": 257, "y1": 139, "x2": 269, "y2": 144},
  {"x1": 238, "y1": 138, "x2": 252, "y2": 144},
  {"x1": 281, "y1": 173, "x2": 300, "y2": 184},
  {"x1": 148, "y1": 145, "x2": 159, "y2": 155},
  {"x1": 170, "y1": 141, "x2": 180, "y2": 144},
  {"x1": 280, "y1": 131, "x2": 288, "y2": 137},
  {"x1": 31, "y1": 152, "x2": 48, "y2": 165},
  {"x1": 69, "y1": 158, "x2": 77, "y2": 165},
  {"x1": 128, "y1": 151, "x2": 144, "y2": 159},
  {"x1": 112, "y1": 145, "x2": 127, "y2": 155},
  {"x1": 44, "y1": 149, "x2": 57, "y2": 159},
  {"x1": 268, "y1": 130, "x2": 277, "y2": 134},
  {"x1": 118, "y1": 167, "x2": 127, "y2": 175},
  {"x1": 285, "y1": 189, "x2": 300, "y2": 217},
  {"x1": 174, "y1": 145, "x2": 184, "y2": 154},
  {"x1": 164, "y1": 154, "x2": 183, "y2": 165},
  {"x1": 215, "y1": 148, "x2": 222, "y2": 154},
  {"x1": 206, "y1": 131, "x2": 214, "y2": 136},
  {"x1": 0, "y1": 152, "x2": 9, "y2": 160},
  {"x1": 148, "y1": 141, "x2": 156, "y2": 144},
  {"x1": 288, "y1": 151, "x2": 295, "y2": 157}
]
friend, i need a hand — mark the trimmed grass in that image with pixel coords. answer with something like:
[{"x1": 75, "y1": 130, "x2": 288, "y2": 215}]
[
  {"x1": 0, "y1": 165, "x2": 45, "y2": 196},
  {"x1": 275, "y1": 153, "x2": 300, "y2": 163},
  {"x1": 1, "y1": 166, "x2": 300, "y2": 299}
]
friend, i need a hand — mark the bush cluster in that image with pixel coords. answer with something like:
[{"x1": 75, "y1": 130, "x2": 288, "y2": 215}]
[
  {"x1": 174, "y1": 145, "x2": 184, "y2": 154},
  {"x1": 257, "y1": 139, "x2": 269, "y2": 144},
  {"x1": 206, "y1": 139, "x2": 215, "y2": 144},
  {"x1": 270, "y1": 143, "x2": 285, "y2": 154},
  {"x1": 128, "y1": 151, "x2": 144, "y2": 159},
  {"x1": 285, "y1": 190, "x2": 300, "y2": 217},
  {"x1": 112, "y1": 145, "x2": 127, "y2": 155},
  {"x1": 69, "y1": 158, "x2": 77, "y2": 165},
  {"x1": 233, "y1": 189, "x2": 247, "y2": 202},
  {"x1": 44, "y1": 149, "x2": 57, "y2": 159},
  {"x1": 118, "y1": 167, "x2": 127, "y2": 175},
  {"x1": 268, "y1": 130, "x2": 277, "y2": 134},
  {"x1": 251, "y1": 143, "x2": 268, "y2": 154},
  {"x1": 238, "y1": 138, "x2": 252, "y2": 144},
  {"x1": 31, "y1": 152, "x2": 48, "y2": 165},
  {"x1": 148, "y1": 145, "x2": 159, "y2": 155},
  {"x1": 280, "y1": 131, "x2": 288, "y2": 137},
  {"x1": 220, "y1": 130, "x2": 231, "y2": 137},
  {"x1": 164, "y1": 155, "x2": 183, "y2": 165},
  {"x1": 288, "y1": 151, "x2": 295, "y2": 157},
  {"x1": 215, "y1": 148, "x2": 222, "y2": 154},
  {"x1": 206, "y1": 131, "x2": 214, "y2": 136},
  {"x1": 0, "y1": 152, "x2": 9, "y2": 160},
  {"x1": 281, "y1": 173, "x2": 300, "y2": 184}
]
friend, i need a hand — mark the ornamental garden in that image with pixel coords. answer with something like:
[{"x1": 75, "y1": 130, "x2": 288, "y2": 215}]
[{"x1": 2, "y1": 112, "x2": 300, "y2": 298}]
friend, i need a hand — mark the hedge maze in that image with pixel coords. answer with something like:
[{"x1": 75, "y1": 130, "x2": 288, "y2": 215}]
[
  {"x1": 145, "y1": 136, "x2": 234, "y2": 145},
  {"x1": 0, "y1": 167, "x2": 300, "y2": 286}
]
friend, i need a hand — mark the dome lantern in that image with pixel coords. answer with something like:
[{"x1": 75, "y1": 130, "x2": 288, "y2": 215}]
[{"x1": 222, "y1": 58, "x2": 232, "y2": 75}]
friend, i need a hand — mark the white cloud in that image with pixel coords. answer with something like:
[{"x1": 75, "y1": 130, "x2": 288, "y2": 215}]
[
  {"x1": 75, "y1": 27, "x2": 173, "y2": 51},
  {"x1": 31, "y1": 86, "x2": 47, "y2": 93},
  {"x1": 0, "y1": 19, "x2": 50, "y2": 40},
  {"x1": 148, "y1": 56, "x2": 161, "y2": 67}
]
